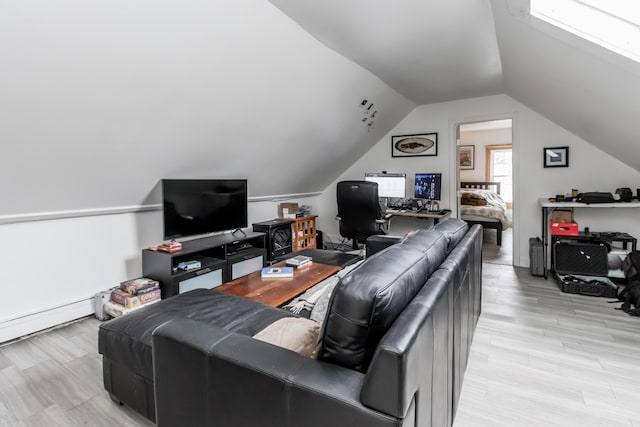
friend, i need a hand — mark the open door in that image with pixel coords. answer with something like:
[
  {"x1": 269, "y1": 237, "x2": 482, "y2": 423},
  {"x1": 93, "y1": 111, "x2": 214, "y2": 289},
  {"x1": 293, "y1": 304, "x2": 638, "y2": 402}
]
[{"x1": 456, "y1": 119, "x2": 513, "y2": 265}]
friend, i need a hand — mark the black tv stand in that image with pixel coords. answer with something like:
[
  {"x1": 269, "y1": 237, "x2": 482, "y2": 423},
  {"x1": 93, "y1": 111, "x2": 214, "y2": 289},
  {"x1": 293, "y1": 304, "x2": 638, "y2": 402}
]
[
  {"x1": 143, "y1": 231, "x2": 266, "y2": 299},
  {"x1": 232, "y1": 228, "x2": 247, "y2": 237}
]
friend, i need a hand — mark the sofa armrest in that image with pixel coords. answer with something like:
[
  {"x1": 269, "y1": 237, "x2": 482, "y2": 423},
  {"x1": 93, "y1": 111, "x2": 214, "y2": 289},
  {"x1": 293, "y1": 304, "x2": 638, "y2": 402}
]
[{"x1": 152, "y1": 318, "x2": 404, "y2": 427}]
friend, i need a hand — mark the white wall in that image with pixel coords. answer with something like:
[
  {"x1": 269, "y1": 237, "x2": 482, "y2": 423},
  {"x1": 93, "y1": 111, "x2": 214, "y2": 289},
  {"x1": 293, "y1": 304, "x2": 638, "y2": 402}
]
[
  {"x1": 316, "y1": 94, "x2": 640, "y2": 268},
  {"x1": 0, "y1": 0, "x2": 414, "y2": 216},
  {"x1": 0, "y1": 195, "x2": 318, "y2": 343},
  {"x1": 1, "y1": 0, "x2": 414, "y2": 342}
]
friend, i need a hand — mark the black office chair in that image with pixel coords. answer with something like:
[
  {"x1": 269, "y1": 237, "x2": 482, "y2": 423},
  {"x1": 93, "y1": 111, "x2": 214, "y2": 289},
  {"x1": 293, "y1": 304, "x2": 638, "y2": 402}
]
[{"x1": 336, "y1": 180, "x2": 390, "y2": 250}]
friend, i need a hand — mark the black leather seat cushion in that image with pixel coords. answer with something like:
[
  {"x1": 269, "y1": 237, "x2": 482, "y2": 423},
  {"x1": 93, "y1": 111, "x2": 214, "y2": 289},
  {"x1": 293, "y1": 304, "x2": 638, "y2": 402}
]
[
  {"x1": 98, "y1": 288, "x2": 294, "y2": 381},
  {"x1": 318, "y1": 230, "x2": 447, "y2": 372}
]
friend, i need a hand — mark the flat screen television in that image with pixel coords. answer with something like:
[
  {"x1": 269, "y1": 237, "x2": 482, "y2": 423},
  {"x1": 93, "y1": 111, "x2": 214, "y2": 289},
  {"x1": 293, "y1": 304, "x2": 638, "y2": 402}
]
[
  {"x1": 364, "y1": 172, "x2": 406, "y2": 198},
  {"x1": 162, "y1": 179, "x2": 248, "y2": 240},
  {"x1": 414, "y1": 173, "x2": 442, "y2": 200}
]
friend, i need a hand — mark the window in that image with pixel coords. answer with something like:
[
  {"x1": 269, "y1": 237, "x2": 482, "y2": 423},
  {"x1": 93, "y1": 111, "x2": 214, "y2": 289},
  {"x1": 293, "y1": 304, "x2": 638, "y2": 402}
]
[
  {"x1": 486, "y1": 145, "x2": 512, "y2": 206},
  {"x1": 531, "y1": 0, "x2": 640, "y2": 63}
]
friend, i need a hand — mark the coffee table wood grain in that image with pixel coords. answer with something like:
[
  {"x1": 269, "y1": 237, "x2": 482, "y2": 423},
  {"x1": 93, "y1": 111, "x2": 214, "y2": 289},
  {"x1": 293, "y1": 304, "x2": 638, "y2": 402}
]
[{"x1": 215, "y1": 262, "x2": 340, "y2": 307}]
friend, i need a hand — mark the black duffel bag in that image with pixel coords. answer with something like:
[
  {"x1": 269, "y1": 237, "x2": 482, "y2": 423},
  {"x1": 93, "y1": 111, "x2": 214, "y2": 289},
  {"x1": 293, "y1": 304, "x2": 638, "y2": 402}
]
[{"x1": 576, "y1": 192, "x2": 614, "y2": 204}]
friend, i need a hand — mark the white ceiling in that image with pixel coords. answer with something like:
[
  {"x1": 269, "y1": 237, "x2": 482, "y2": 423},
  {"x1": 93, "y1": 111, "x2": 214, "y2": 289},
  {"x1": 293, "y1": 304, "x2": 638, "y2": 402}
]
[
  {"x1": 4, "y1": 0, "x2": 640, "y2": 215},
  {"x1": 270, "y1": 0, "x2": 640, "y2": 172},
  {"x1": 269, "y1": 0, "x2": 505, "y2": 104}
]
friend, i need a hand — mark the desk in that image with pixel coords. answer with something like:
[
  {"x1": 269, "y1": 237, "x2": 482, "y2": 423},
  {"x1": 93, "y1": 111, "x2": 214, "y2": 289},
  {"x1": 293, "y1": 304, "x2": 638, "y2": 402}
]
[
  {"x1": 539, "y1": 199, "x2": 640, "y2": 278},
  {"x1": 386, "y1": 209, "x2": 451, "y2": 224}
]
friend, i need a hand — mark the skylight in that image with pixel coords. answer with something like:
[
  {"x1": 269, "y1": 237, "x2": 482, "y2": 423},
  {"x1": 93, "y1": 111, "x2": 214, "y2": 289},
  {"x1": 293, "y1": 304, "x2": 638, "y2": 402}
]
[{"x1": 531, "y1": 0, "x2": 640, "y2": 63}]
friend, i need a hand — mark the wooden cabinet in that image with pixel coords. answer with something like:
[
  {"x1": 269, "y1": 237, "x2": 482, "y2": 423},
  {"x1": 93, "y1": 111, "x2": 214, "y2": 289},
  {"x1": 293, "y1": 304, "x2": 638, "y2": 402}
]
[{"x1": 291, "y1": 216, "x2": 317, "y2": 252}]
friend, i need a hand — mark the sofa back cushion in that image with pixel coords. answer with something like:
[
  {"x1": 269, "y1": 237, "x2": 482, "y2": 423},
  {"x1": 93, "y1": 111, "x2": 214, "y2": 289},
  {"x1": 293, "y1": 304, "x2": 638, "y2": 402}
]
[
  {"x1": 430, "y1": 218, "x2": 469, "y2": 254},
  {"x1": 318, "y1": 230, "x2": 448, "y2": 372}
]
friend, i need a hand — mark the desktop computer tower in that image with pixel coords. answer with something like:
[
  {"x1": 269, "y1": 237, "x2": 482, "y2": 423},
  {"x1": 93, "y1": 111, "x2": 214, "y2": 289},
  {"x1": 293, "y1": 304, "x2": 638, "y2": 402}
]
[{"x1": 252, "y1": 219, "x2": 293, "y2": 262}]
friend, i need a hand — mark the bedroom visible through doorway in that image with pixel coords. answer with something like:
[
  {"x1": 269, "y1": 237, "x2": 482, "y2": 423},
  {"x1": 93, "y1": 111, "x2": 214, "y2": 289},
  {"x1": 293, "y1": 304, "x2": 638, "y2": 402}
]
[{"x1": 457, "y1": 119, "x2": 513, "y2": 265}]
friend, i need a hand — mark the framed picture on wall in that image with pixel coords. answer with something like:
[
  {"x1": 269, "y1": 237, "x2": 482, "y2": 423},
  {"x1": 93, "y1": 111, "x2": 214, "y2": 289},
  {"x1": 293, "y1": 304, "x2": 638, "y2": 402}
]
[
  {"x1": 459, "y1": 145, "x2": 475, "y2": 170},
  {"x1": 391, "y1": 133, "x2": 438, "y2": 157},
  {"x1": 544, "y1": 146, "x2": 569, "y2": 168}
]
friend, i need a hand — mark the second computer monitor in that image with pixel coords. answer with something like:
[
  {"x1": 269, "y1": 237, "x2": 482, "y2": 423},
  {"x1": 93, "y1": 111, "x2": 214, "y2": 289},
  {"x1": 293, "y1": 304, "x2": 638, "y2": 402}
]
[
  {"x1": 414, "y1": 173, "x2": 442, "y2": 200},
  {"x1": 364, "y1": 172, "x2": 406, "y2": 198}
]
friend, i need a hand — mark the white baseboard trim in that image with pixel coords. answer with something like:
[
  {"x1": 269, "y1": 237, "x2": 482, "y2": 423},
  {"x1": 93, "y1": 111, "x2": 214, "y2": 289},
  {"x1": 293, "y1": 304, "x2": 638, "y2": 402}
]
[{"x1": 0, "y1": 298, "x2": 95, "y2": 344}]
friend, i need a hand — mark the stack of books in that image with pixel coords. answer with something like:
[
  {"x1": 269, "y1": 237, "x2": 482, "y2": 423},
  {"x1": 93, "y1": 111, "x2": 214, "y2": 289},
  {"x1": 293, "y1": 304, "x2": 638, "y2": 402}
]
[
  {"x1": 155, "y1": 242, "x2": 183, "y2": 253},
  {"x1": 103, "y1": 277, "x2": 161, "y2": 318},
  {"x1": 261, "y1": 267, "x2": 294, "y2": 278},
  {"x1": 285, "y1": 255, "x2": 313, "y2": 268}
]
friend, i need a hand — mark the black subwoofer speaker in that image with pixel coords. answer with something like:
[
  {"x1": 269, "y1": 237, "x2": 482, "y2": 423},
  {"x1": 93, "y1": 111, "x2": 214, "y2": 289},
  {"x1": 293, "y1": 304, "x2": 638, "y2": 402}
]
[{"x1": 252, "y1": 219, "x2": 293, "y2": 261}]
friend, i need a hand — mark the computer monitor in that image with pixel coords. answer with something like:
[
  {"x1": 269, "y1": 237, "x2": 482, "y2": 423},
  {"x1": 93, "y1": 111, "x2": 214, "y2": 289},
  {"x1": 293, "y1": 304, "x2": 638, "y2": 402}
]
[
  {"x1": 414, "y1": 173, "x2": 442, "y2": 200},
  {"x1": 364, "y1": 172, "x2": 406, "y2": 198}
]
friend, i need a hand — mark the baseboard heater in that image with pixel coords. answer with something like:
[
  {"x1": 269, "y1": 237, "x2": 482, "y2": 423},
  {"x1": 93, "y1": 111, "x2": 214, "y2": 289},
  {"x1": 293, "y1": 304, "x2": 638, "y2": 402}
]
[{"x1": 0, "y1": 297, "x2": 94, "y2": 344}]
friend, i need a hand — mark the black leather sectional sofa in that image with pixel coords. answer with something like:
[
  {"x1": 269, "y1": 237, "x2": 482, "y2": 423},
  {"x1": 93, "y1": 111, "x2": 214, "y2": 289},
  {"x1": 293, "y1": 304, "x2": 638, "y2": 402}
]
[{"x1": 99, "y1": 218, "x2": 482, "y2": 426}]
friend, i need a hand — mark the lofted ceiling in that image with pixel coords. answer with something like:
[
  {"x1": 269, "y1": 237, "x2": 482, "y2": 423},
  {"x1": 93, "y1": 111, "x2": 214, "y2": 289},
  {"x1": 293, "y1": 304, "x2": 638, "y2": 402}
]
[
  {"x1": 270, "y1": 0, "x2": 640, "y2": 172},
  {"x1": 3, "y1": 0, "x2": 640, "y2": 217},
  {"x1": 268, "y1": 0, "x2": 505, "y2": 104}
]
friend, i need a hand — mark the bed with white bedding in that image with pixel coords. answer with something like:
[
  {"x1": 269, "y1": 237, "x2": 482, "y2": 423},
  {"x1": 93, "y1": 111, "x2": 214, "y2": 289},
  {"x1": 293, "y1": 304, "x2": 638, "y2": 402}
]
[{"x1": 460, "y1": 182, "x2": 508, "y2": 246}]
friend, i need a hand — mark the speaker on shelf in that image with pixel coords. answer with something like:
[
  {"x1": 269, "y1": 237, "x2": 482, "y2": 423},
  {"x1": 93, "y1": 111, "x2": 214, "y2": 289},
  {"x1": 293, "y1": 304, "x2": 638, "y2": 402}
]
[{"x1": 252, "y1": 219, "x2": 293, "y2": 261}]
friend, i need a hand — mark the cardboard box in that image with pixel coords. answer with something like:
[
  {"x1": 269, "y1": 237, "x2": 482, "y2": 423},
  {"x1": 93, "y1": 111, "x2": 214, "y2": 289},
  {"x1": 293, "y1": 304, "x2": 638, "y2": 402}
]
[
  {"x1": 111, "y1": 288, "x2": 160, "y2": 309},
  {"x1": 551, "y1": 208, "x2": 573, "y2": 223},
  {"x1": 120, "y1": 277, "x2": 160, "y2": 295},
  {"x1": 278, "y1": 202, "x2": 299, "y2": 218},
  {"x1": 550, "y1": 221, "x2": 579, "y2": 236},
  {"x1": 111, "y1": 289, "x2": 141, "y2": 309},
  {"x1": 103, "y1": 299, "x2": 161, "y2": 318}
]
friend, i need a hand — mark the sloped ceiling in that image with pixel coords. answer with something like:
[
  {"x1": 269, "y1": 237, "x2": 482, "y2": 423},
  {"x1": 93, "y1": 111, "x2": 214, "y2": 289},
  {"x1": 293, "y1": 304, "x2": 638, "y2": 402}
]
[
  {"x1": 271, "y1": 0, "x2": 640, "y2": 172},
  {"x1": 269, "y1": 0, "x2": 505, "y2": 104},
  {"x1": 0, "y1": 0, "x2": 415, "y2": 216},
  {"x1": 491, "y1": 0, "x2": 640, "y2": 172},
  {"x1": 4, "y1": 0, "x2": 640, "y2": 217}
]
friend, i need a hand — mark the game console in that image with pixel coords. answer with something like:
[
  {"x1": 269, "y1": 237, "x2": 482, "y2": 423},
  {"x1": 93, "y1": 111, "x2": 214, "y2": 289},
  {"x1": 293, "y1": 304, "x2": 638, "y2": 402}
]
[{"x1": 177, "y1": 260, "x2": 202, "y2": 271}]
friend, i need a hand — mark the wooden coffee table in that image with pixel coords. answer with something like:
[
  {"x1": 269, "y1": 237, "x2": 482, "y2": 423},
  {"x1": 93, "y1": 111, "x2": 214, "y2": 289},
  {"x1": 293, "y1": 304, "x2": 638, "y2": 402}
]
[{"x1": 215, "y1": 262, "x2": 341, "y2": 307}]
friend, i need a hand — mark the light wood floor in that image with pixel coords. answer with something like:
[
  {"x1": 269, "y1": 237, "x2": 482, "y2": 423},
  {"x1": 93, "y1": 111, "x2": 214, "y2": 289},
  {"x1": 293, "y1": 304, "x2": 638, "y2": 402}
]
[
  {"x1": 455, "y1": 263, "x2": 640, "y2": 427},
  {"x1": 1, "y1": 263, "x2": 638, "y2": 426},
  {"x1": 481, "y1": 227, "x2": 513, "y2": 266},
  {"x1": 0, "y1": 318, "x2": 153, "y2": 426}
]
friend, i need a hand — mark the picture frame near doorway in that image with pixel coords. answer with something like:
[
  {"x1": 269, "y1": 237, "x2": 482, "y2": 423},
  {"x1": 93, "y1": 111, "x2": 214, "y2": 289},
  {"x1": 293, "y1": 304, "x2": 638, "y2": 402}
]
[{"x1": 459, "y1": 145, "x2": 475, "y2": 170}]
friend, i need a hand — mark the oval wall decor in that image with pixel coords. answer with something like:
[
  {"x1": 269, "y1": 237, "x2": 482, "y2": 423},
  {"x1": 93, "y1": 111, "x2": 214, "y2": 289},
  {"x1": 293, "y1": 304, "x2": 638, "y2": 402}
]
[
  {"x1": 394, "y1": 137, "x2": 434, "y2": 154},
  {"x1": 391, "y1": 133, "x2": 438, "y2": 157}
]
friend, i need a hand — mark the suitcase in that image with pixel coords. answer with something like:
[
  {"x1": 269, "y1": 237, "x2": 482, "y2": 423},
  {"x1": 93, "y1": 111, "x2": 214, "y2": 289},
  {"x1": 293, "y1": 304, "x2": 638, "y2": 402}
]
[
  {"x1": 553, "y1": 240, "x2": 609, "y2": 276},
  {"x1": 557, "y1": 274, "x2": 618, "y2": 298},
  {"x1": 529, "y1": 237, "x2": 544, "y2": 276}
]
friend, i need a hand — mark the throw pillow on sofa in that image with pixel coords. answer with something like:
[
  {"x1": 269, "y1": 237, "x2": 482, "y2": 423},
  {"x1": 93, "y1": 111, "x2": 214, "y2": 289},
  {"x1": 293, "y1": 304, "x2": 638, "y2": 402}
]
[{"x1": 253, "y1": 317, "x2": 321, "y2": 358}]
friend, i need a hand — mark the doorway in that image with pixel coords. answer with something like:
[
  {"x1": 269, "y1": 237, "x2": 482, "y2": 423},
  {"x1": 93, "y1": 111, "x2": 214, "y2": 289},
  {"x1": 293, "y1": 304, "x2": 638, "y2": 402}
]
[{"x1": 457, "y1": 119, "x2": 513, "y2": 266}]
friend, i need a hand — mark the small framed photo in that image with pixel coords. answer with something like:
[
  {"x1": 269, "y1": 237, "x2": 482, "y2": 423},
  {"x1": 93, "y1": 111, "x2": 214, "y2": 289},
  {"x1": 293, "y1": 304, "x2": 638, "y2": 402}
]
[
  {"x1": 544, "y1": 146, "x2": 569, "y2": 168},
  {"x1": 459, "y1": 145, "x2": 475, "y2": 170},
  {"x1": 391, "y1": 133, "x2": 438, "y2": 157}
]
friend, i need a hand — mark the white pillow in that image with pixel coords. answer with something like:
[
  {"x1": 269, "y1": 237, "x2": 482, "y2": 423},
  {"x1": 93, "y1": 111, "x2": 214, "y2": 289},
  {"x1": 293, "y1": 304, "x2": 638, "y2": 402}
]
[{"x1": 253, "y1": 317, "x2": 320, "y2": 358}]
